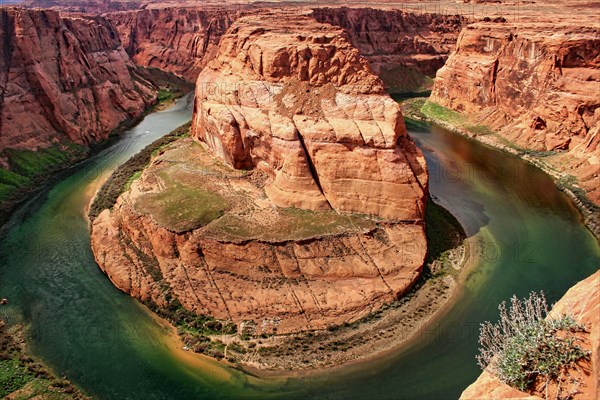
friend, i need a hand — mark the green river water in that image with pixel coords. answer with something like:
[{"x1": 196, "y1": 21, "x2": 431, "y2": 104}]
[{"x1": 0, "y1": 95, "x2": 598, "y2": 399}]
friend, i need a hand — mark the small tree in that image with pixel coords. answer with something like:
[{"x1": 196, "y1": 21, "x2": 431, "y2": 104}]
[{"x1": 477, "y1": 291, "x2": 589, "y2": 394}]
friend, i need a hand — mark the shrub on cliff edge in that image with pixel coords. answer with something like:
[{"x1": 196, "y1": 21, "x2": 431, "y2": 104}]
[{"x1": 477, "y1": 292, "x2": 589, "y2": 393}]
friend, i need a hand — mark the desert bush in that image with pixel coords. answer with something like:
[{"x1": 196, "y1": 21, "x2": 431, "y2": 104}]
[{"x1": 477, "y1": 291, "x2": 589, "y2": 392}]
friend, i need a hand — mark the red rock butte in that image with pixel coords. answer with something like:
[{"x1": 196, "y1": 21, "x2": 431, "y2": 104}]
[
  {"x1": 192, "y1": 14, "x2": 428, "y2": 220},
  {"x1": 91, "y1": 14, "x2": 429, "y2": 335}
]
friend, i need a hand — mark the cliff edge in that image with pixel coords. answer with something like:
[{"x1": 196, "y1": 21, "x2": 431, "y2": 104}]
[
  {"x1": 461, "y1": 270, "x2": 600, "y2": 400},
  {"x1": 430, "y1": 21, "x2": 600, "y2": 204}
]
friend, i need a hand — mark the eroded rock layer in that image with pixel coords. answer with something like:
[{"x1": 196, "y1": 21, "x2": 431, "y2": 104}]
[
  {"x1": 106, "y1": 6, "x2": 464, "y2": 91},
  {"x1": 430, "y1": 22, "x2": 600, "y2": 203},
  {"x1": 312, "y1": 7, "x2": 465, "y2": 92},
  {"x1": 0, "y1": 8, "x2": 156, "y2": 152},
  {"x1": 192, "y1": 14, "x2": 428, "y2": 220},
  {"x1": 92, "y1": 139, "x2": 427, "y2": 334},
  {"x1": 108, "y1": 7, "x2": 240, "y2": 82},
  {"x1": 92, "y1": 14, "x2": 428, "y2": 334}
]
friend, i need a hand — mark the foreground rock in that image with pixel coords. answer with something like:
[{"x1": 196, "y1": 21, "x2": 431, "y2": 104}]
[
  {"x1": 92, "y1": 15, "x2": 428, "y2": 336},
  {"x1": 461, "y1": 270, "x2": 600, "y2": 399},
  {"x1": 430, "y1": 21, "x2": 600, "y2": 204},
  {"x1": 0, "y1": 8, "x2": 156, "y2": 153}
]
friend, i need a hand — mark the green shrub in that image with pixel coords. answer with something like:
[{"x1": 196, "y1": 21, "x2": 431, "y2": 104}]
[
  {"x1": 477, "y1": 292, "x2": 589, "y2": 392},
  {"x1": 420, "y1": 101, "x2": 466, "y2": 125},
  {"x1": 3, "y1": 145, "x2": 79, "y2": 178},
  {"x1": 157, "y1": 89, "x2": 174, "y2": 103}
]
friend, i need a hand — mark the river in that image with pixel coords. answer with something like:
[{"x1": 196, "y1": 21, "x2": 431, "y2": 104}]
[{"x1": 0, "y1": 95, "x2": 598, "y2": 399}]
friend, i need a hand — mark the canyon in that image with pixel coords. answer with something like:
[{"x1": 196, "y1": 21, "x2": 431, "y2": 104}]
[
  {"x1": 0, "y1": 7, "x2": 160, "y2": 224},
  {"x1": 0, "y1": 0, "x2": 597, "y2": 395},
  {"x1": 102, "y1": 1, "x2": 598, "y2": 211},
  {"x1": 107, "y1": 7, "x2": 241, "y2": 82},
  {"x1": 91, "y1": 14, "x2": 428, "y2": 335},
  {"x1": 105, "y1": 6, "x2": 465, "y2": 93},
  {"x1": 0, "y1": 3, "x2": 466, "y2": 180},
  {"x1": 430, "y1": 20, "x2": 600, "y2": 204},
  {"x1": 312, "y1": 7, "x2": 465, "y2": 92},
  {"x1": 0, "y1": 8, "x2": 156, "y2": 153}
]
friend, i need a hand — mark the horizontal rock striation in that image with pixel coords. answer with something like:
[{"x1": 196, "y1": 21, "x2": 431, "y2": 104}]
[
  {"x1": 192, "y1": 14, "x2": 428, "y2": 220},
  {"x1": 108, "y1": 7, "x2": 241, "y2": 82},
  {"x1": 430, "y1": 22, "x2": 600, "y2": 203},
  {"x1": 312, "y1": 7, "x2": 466, "y2": 92},
  {"x1": 92, "y1": 14, "x2": 428, "y2": 335},
  {"x1": 0, "y1": 8, "x2": 156, "y2": 153}
]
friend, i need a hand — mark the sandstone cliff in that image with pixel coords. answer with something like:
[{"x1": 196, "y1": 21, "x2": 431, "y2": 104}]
[
  {"x1": 107, "y1": 7, "x2": 240, "y2": 82},
  {"x1": 0, "y1": 8, "x2": 156, "y2": 153},
  {"x1": 91, "y1": 14, "x2": 428, "y2": 335},
  {"x1": 106, "y1": 6, "x2": 465, "y2": 91},
  {"x1": 192, "y1": 13, "x2": 428, "y2": 219},
  {"x1": 461, "y1": 270, "x2": 600, "y2": 399},
  {"x1": 430, "y1": 21, "x2": 600, "y2": 204},
  {"x1": 312, "y1": 7, "x2": 465, "y2": 92}
]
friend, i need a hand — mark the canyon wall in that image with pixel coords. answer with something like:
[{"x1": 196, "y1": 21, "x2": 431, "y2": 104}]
[
  {"x1": 461, "y1": 270, "x2": 600, "y2": 399},
  {"x1": 312, "y1": 7, "x2": 465, "y2": 92},
  {"x1": 106, "y1": 6, "x2": 465, "y2": 90},
  {"x1": 430, "y1": 21, "x2": 600, "y2": 203},
  {"x1": 92, "y1": 14, "x2": 428, "y2": 334},
  {"x1": 0, "y1": 8, "x2": 156, "y2": 153},
  {"x1": 107, "y1": 7, "x2": 241, "y2": 82}
]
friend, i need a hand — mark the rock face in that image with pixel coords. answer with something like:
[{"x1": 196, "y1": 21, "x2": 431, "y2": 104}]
[
  {"x1": 430, "y1": 22, "x2": 600, "y2": 203},
  {"x1": 92, "y1": 14, "x2": 428, "y2": 335},
  {"x1": 91, "y1": 139, "x2": 427, "y2": 335},
  {"x1": 0, "y1": 8, "x2": 156, "y2": 152},
  {"x1": 108, "y1": 8, "x2": 240, "y2": 82},
  {"x1": 460, "y1": 270, "x2": 600, "y2": 400},
  {"x1": 192, "y1": 14, "x2": 428, "y2": 219},
  {"x1": 312, "y1": 7, "x2": 465, "y2": 92},
  {"x1": 106, "y1": 6, "x2": 465, "y2": 90}
]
